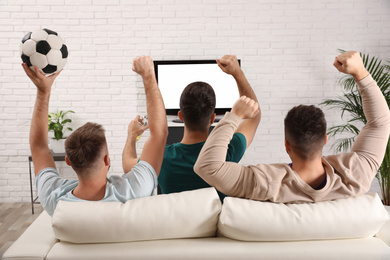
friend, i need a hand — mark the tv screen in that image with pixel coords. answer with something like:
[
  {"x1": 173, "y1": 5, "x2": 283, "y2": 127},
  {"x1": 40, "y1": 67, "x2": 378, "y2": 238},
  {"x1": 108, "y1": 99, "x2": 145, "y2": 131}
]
[{"x1": 154, "y1": 60, "x2": 240, "y2": 115}]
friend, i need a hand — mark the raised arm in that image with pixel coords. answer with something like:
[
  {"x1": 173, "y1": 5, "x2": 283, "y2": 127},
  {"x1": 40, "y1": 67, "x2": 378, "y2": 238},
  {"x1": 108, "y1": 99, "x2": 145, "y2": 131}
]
[
  {"x1": 334, "y1": 51, "x2": 390, "y2": 173},
  {"x1": 217, "y1": 55, "x2": 261, "y2": 147},
  {"x1": 130, "y1": 56, "x2": 168, "y2": 175},
  {"x1": 194, "y1": 96, "x2": 260, "y2": 196},
  {"x1": 22, "y1": 64, "x2": 61, "y2": 176},
  {"x1": 122, "y1": 115, "x2": 149, "y2": 173}
]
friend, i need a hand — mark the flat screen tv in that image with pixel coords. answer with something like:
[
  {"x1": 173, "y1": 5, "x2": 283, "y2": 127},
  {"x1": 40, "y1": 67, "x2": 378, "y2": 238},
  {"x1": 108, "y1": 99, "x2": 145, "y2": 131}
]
[{"x1": 154, "y1": 60, "x2": 241, "y2": 116}]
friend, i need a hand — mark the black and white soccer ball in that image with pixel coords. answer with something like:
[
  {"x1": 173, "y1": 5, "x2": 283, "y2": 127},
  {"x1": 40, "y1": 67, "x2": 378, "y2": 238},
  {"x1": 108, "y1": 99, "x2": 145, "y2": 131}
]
[{"x1": 20, "y1": 28, "x2": 68, "y2": 75}]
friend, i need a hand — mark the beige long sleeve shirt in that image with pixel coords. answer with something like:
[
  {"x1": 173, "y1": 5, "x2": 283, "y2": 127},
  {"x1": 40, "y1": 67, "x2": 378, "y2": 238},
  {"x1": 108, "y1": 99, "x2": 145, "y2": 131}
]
[{"x1": 194, "y1": 75, "x2": 390, "y2": 203}]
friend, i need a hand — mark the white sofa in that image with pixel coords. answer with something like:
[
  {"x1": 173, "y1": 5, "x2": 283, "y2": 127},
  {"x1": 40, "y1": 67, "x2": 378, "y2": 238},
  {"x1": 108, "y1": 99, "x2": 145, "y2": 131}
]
[{"x1": 3, "y1": 188, "x2": 390, "y2": 260}]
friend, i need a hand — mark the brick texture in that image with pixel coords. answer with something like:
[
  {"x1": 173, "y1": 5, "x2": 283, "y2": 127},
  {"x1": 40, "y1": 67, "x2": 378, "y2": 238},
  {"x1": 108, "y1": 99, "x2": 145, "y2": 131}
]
[{"x1": 0, "y1": 0, "x2": 389, "y2": 202}]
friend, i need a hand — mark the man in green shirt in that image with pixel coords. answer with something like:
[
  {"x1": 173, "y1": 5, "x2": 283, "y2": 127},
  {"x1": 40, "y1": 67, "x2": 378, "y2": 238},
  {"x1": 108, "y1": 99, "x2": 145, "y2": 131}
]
[
  {"x1": 158, "y1": 55, "x2": 260, "y2": 201},
  {"x1": 123, "y1": 55, "x2": 260, "y2": 200}
]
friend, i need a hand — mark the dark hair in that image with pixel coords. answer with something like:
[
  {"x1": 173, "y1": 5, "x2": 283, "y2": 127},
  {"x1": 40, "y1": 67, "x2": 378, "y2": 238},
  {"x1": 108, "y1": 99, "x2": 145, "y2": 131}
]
[
  {"x1": 65, "y1": 122, "x2": 107, "y2": 172},
  {"x1": 180, "y1": 81, "x2": 216, "y2": 131},
  {"x1": 284, "y1": 105, "x2": 327, "y2": 160}
]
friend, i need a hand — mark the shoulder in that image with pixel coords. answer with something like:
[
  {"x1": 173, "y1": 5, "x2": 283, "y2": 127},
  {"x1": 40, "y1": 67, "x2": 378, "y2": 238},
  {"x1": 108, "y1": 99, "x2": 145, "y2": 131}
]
[
  {"x1": 121, "y1": 161, "x2": 157, "y2": 183},
  {"x1": 35, "y1": 168, "x2": 78, "y2": 216},
  {"x1": 126, "y1": 161, "x2": 156, "y2": 175},
  {"x1": 226, "y1": 133, "x2": 247, "y2": 161},
  {"x1": 324, "y1": 153, "x2": 358, "y2": 168},
  {"x1": 36, "y1": 167, "x2": 59, "y2": 178},
  {"x1": 36, "y1": 167, "x2": 63, "y2": 186},
  {"x1": 324, "y1": 152, "x2": 372, "y2": 176},
  {"x1": 36, "y1": 167, "x2": 78, "y2": 188},
  {"x1": 231, "y1": 132, "x2": 247, "y2": 146},
  {"x1": 164, "y1": 143, "x2": 177, "y2": 154},
  {"x1": 164, "y1": 142, "x2": 185, "y2": 155}
]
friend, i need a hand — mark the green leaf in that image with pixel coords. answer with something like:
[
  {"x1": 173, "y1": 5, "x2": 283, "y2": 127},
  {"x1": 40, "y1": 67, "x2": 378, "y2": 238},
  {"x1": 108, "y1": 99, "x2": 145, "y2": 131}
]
[
  {"x1": 331, "y1": 137, "x2": 355, "y2": 153},
  {"x1": 61, "y1": 119, "x2": 72, "y2": 125},
  {"x1": 327, "y1": 124, "x2": 360, "y2": 137},
  {"x1": 48, "y1": 109, "x2": 75, "y2": 137},
  {"x1": 62, "y1": 110, "x2": 75, "y2": 117}
]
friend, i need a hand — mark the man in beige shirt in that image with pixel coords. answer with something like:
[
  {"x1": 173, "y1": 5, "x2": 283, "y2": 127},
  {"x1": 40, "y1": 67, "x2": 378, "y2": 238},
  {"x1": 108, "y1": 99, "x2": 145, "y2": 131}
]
[{"x1": 194, "y1": 51, "x2": 390, "y2": 203}]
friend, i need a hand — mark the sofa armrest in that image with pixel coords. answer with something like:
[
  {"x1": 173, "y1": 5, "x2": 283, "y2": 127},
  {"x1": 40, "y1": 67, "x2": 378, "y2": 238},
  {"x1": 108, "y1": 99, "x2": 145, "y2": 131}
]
[
  {"x1": 375, "y1": 206, "x2": 390, "y2": 246},
  {"x1": 2, "y1": 211, "x2": 57, "y2": 260}
]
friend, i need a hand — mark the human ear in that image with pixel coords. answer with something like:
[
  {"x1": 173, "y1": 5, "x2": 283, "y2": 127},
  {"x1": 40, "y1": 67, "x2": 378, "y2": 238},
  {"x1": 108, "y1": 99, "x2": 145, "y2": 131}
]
[
  {"x1": 210, "y1": 113, "x2": 216, "y2": 124},
  {"x1": 65, "y1": 156, "x2": 72, "y2": 166},
  {"x1": 178, "y1": 111, "x2": 184, "y2": 122}
]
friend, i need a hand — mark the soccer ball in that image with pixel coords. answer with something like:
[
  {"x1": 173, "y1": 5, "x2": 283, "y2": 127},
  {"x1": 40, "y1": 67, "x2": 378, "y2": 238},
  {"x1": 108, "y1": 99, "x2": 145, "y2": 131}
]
[{"x1": 19, "y1": 28, "x2": 68, "y2": 75}]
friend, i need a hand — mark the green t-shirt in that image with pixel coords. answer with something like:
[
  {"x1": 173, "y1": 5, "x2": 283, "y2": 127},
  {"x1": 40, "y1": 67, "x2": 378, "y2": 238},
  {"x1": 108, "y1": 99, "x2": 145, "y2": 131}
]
[{"x1": 158, "y1": 133, "x2": 247, "y2": 201}]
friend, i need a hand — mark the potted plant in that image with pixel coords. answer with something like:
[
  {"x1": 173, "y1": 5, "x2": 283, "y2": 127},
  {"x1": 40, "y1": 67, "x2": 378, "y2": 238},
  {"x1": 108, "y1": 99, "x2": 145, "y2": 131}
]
[
  {"x1": 48, "y1": 110, "x2": 75, "y2": 153},
  {"x1": 320, "y1": 50, "x2": 390, "y2": 205}
]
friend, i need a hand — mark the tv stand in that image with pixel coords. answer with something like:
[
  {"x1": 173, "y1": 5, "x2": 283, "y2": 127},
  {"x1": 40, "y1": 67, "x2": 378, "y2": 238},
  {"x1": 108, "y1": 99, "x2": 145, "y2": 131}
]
[
  {"x1": 172, "y1": 118, "x2": 183, "y2": 123},
  {"x1": 169, "y1": 116, "x2": 222, "y2": 124}
]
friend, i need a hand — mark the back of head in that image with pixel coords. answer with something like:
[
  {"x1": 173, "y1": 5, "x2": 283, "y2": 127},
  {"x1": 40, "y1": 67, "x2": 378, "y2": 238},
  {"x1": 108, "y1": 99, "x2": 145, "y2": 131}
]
[
  {"x1": 65, "y1": 122, "x2": 107, "y2": 174},
  {"x1": 284, "y1": 105, "x2": 327, "y2": 160},
  {"x1": 180, "y1": 81, "x2": 216, "y2": 131}
]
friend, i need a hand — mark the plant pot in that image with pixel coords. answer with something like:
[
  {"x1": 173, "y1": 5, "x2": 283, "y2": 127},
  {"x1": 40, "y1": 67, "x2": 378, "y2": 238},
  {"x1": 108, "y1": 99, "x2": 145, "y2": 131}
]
[{"x1": 50, "y1": 138, "x2": 66, "y2": 154}]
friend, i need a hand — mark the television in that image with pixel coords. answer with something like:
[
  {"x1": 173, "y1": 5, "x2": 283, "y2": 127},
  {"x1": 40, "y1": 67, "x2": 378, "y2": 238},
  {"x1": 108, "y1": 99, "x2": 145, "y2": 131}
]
[{"x1": 154, "y1": 60, "x2": 241, "y2": 116}]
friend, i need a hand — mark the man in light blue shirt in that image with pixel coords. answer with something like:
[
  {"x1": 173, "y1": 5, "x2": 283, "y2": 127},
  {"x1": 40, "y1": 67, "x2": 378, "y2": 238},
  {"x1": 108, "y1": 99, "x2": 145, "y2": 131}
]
[
  {"x1": 23, "y1": 56, "x2": 167, "y2": 216},
  {"x1": 35, "y1": 161, "x2": 156, "y2": 216}
]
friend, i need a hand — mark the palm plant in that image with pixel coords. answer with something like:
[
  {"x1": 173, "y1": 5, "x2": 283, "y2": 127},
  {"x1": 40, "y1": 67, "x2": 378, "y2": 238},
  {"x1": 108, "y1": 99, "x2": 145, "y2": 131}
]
[{"x1": 320, "y1": 51, "x2": 390, "y2": 205}]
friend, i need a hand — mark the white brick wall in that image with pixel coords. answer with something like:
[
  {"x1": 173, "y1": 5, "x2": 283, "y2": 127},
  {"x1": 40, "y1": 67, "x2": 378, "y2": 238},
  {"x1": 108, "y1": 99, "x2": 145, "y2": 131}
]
[{"x1": 0, "y1": 0, "x2": 389, "y2": 202}]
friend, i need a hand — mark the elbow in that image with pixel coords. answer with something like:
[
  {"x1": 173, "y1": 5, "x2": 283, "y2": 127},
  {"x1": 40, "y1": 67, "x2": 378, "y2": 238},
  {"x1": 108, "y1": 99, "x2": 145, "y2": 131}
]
[
  {"x1": 193, "y1": 161, "x2": 202, "y2": 177},
  {"x1": 385, "y1": 110, "x2": 390, "y2": 127},
  {"x1": 194, "y1": 159, "x2": 223, "y2": 181},
  {"x1": 374, "y1": 110, "x2": 390, "y2": 132},
  {"x1": 158, "y1": 127, "x2": 169, "y2": 144},
  {"x1": 193, "y1": 156, "x2": 213, "y2": 177},
  {"x1": 122, "y1": 164, "x2": 130, "y2": 174},
  {"x1": 30, "y1": 142, "x2": 50, "y2": 155},
  {"x1": 150, "y1": 125, "x2": 168, "y2": 142},
  {"x1": 254, "y1": 111, "x2": 261, "y2": 126},
  {"x1": 193, "y1": 159, "x2": 208, "y2": 179},
  {"x1": 161, "y1": 126, "x2": 169, "y2": 139}
]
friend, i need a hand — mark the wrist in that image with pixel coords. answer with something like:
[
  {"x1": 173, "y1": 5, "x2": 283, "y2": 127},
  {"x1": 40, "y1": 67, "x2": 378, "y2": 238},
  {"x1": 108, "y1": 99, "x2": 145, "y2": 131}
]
[
  {"x1": 230, "y1": 109, "x2": 242, "y2": 119},
  {"x1": 232, "y1": 69, "x2": 245, "y2": 80},
  {"x1": 141, "y1": 72, "x2": 156, "y2": 82},
  {"x1": 37, "y1": 88, "x2": 51, "y2": 97},
  {"x1": 127, "y1": 134, "x2": 137, "y2": 143},
  {"x1": 353, "y1": 69, "x2": 369, "y2": 82}
]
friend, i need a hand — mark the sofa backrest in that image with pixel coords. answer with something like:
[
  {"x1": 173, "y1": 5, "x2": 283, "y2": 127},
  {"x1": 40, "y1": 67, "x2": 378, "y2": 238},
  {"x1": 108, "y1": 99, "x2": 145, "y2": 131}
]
[
  {"x1": 52, "y1": 189, "x2": 389, "y2": 243},
  {"x1": 218, "y1": 193, "x2": 389, "y2": 241},
  {"x1": 52, "y1": 187, "x2": 222, "y2": 243}
]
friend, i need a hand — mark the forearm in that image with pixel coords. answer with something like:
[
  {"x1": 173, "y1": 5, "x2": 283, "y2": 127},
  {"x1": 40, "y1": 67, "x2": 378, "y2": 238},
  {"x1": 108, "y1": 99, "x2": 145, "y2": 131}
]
[
  {"x1": 194, "y1": 112, "x2": 249, "y2": 195},
  {"x1": 30, "y1": 89, "x2": 56, "y2": 175},
  {"x1": 351, "y1": 75, "x2": 390, "y2": 169},
  {"x1": 143, "y1": 75, "x2": 168, "y2": 139},
  {"x1": 122, "y1": 136, "x2": 138, "y2": 173},
  {"x1": 139, "y1": 74, "x2": 168, "y2": 174},
  {"x1": 233, "y1": 70, "x2": 258, "y2": 102},
  {"x1": 232, "y1": 70, "x2": 261, "y2": 146},
  {"x1": 30, "y1": 90, "x2": 50, "y2": 151}
]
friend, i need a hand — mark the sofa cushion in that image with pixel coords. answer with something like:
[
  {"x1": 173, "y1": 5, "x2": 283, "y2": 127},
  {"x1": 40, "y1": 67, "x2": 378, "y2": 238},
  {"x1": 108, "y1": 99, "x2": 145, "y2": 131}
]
[
  {"x1": 52, "y1": 187, "x2": 221, "y2": 243},
  {"x1": 375, "y1": 206, "x2": 390, "y2": 246},
  {"x1": 218, "y1": 193, "x2": 389, "y2": 241}
]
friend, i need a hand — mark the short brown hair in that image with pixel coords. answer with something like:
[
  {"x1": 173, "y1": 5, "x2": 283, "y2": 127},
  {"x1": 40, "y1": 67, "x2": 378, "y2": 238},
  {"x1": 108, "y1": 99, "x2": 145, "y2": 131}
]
[
  {"x1": 284, "y1": 105, "x2": 327, "y2": 160},
  {"x1": 65, "y1": 122, "x2": 107, "y2": 172},
  {"x1": 180, "y1": 81, "x2": 216, "y2": 131}
]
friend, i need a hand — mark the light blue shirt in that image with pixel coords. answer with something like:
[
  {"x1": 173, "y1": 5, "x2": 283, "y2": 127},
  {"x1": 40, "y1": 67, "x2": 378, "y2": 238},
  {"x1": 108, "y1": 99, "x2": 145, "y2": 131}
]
[{"x1": 36, "y1": 161, "x2": 157, "y2": 216}]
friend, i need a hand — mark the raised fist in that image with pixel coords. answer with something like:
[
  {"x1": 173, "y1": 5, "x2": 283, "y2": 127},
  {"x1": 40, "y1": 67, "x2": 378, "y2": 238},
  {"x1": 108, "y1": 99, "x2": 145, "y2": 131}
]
[
  {"x1": 231, "y1": 96, "x2": 260, "y2": 119},
  {"x1": 132, "y1": 56, "x2": 155, "y2": 78},
  {"x1": 333, "y1": 51, "x2": 369, "y2": 81}
]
